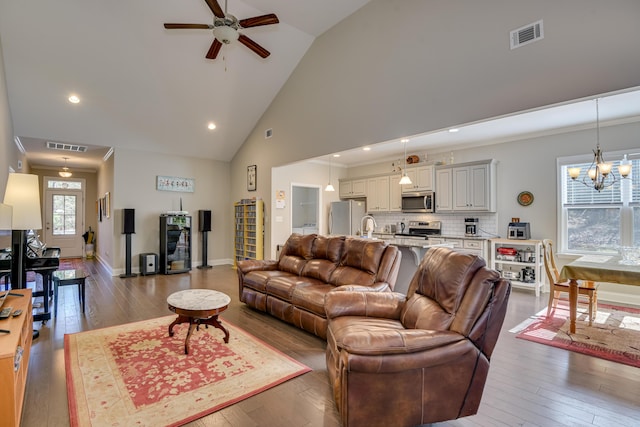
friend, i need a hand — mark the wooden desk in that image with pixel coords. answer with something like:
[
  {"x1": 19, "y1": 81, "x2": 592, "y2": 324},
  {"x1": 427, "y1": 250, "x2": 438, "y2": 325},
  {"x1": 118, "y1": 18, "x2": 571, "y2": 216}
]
[{"x1": 560, "y1": 255, "x2": 640, "y2": 333}]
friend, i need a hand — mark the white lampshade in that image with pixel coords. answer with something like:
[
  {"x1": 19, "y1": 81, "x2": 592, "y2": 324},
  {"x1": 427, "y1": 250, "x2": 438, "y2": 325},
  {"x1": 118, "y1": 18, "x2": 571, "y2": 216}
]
[
  {"x1": 0, "y1": 203, "x2": 12, "y2": 230},
  {"x1": 324, "y1": 183, "x2": 335, "y2": 192},
  {"x1": 3, "y1": 173, "x2": 43, "y2": 230}
]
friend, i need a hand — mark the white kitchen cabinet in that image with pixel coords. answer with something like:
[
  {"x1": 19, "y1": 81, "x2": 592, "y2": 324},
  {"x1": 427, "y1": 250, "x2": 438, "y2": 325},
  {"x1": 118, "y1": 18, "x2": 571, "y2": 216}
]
[
  {"x1": 401, "y1": 165, "x2": 434, "y2": 193},
  {"x1": 436, "y1": 159, "x2": 496, "y2": 212},
  {"x1": 339, "y1": 179, "x2": 366, "y2": 199},
  {"x1": 366, "y1": 176, "x2": 390, "y2": 212},
  {"x1": 389, "y1": 175, "x2": 402, "y2": 211},
  {"x1": 435, "y1": 168, "x2": 453, "y2": 211},
  {"x1": 428, "y1": 237, "x2": 489, "y2": 260},
  {"x1": 490, "y1": 238, "x2": 544, "y2": 296}
]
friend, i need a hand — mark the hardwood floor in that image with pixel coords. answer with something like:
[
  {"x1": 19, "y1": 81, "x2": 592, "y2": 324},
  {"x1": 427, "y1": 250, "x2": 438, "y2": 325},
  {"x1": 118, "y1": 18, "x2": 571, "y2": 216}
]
[{"x1": 21, "y1": 260, "x2": 640, "y2": 426}]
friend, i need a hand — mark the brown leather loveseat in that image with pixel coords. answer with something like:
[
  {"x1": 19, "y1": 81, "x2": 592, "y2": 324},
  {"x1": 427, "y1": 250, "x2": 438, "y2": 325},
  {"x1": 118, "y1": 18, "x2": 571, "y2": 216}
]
[
  {"x1": 325, "y1": 247, "x2": 511, "y2": 426},
  {"x1": 237, "y1": 233, "x2": 401, "y2": 339}
]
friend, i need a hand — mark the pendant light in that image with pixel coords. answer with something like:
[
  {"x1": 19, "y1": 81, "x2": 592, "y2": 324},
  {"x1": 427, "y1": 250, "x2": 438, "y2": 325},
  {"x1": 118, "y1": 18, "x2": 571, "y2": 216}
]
[
  {"x1": 325, "y1": 158, "x2": 335, "y2": 192},
  {"x1": 399, "y1": 139, "x2": 412, "y2": 185},
  {"x1": 59, "y1": 157, "x2": 73, "y2": 178}
]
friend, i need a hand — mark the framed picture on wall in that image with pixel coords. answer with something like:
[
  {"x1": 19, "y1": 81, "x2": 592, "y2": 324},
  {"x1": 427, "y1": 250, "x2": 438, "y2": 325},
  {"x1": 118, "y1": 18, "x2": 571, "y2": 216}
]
[{"x1": 247, "y1": 165, "x2": 257, "y2": 191}]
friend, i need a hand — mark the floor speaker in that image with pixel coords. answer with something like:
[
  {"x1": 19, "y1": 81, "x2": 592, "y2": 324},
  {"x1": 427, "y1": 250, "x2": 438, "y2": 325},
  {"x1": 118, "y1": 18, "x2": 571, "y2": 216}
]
[
  {"x1": 199, "y1": 210, "x2": 211, "y2": 232},
  {"x1": 123, "y1": 208, "x2": 135, "y2": 234}
]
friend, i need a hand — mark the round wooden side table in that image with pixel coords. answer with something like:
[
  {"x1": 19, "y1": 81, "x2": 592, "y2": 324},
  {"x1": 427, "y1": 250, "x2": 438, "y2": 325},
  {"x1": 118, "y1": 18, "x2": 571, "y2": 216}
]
[{"x1": 167, "y1": 289, "x2": 231, "y2": 354}]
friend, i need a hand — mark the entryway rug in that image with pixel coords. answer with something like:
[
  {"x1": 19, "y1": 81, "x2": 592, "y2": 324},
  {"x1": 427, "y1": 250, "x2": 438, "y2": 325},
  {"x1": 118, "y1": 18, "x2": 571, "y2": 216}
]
[
  {"x1": 64, "y1": 315, "x2": 311, "y2": 427},
  {"x1": 513, "y1": 301, "x2": 640, "y2": 367}
]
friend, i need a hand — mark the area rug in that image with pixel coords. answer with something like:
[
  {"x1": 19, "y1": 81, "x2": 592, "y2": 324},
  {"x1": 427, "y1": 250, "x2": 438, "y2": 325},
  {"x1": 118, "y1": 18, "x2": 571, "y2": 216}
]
[
  {"x1": 64, "y1": 315, "x2": 311, "y2": 427},
  {"x1": 513, "y1": 301, "x2": 640, "y2": 367}
]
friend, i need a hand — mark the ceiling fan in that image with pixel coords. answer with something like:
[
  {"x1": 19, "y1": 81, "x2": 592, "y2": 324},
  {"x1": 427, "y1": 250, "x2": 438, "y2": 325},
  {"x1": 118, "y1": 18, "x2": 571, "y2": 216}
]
[{"x1": 164, "y1": 0, "x2": 279, "y2": 60}]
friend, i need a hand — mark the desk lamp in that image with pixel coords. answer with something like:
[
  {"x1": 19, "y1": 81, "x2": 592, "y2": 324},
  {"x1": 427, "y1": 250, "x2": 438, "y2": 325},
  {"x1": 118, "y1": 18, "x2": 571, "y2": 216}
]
[{"x1": 3, "y1": 173, "x2": 43, "y2": 289}]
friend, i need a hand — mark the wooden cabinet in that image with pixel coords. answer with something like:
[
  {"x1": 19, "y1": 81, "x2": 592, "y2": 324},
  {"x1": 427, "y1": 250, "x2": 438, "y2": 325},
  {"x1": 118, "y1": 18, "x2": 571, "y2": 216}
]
[
  {"x1": 389, "y1": 175, "x2": 402, "y2": 211},
  {"x1": 339, "y1": 179, "x2": 366, "y2": 199},
  {"x1": 436, "y1": 160, "x2": 496, "y2": 212},
  {"x1": 490, "y1": 239, "x2": 544, "y2": 296},
  {"x1": 366, "y1": 176, "x2": 390, "y2": 212},
  {"x1": 0, "y1": 289, "x2": 33, "y2": 427},
  {"x1": 401, "y1": 165, "x2": 434, "y2": 193},
  {"x1": 234, "y1": 199, "x2": 264, "y2": 265}
]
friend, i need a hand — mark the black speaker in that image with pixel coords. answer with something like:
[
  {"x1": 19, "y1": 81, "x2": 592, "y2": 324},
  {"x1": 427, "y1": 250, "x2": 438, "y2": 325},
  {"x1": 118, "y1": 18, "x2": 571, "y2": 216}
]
[
  {"x1": 199, "y1": 210, "x2": 212, "y2": 232},
  {"x1": 123, "y1": 209, "x2": 135, "y2": 234}
]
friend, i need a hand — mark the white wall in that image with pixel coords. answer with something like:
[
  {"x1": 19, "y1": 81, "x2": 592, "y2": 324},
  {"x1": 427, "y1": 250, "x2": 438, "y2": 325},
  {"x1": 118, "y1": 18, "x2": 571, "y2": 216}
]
[
  {"x1": 271, "y1": 161, "x2": 344, "y2": 257},
  {"x1": 113, "y1": 148, "x2": 232, "y2": 274},
  {"x1": 230, "y1": 0, "x2": 640, "y2": 257}
]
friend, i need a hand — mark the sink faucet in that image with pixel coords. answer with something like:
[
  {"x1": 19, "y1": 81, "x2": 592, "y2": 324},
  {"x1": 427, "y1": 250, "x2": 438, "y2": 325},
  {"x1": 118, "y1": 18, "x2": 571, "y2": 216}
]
[{"x1": 361, "y1": 215, "x2": 377, "y2": 239}]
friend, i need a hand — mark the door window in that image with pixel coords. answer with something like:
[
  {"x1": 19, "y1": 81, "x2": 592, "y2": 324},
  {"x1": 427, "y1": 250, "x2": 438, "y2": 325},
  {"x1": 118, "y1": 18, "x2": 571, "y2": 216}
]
[{"x1": 53, "y1": 194, "x2": 77, "y2": 235}]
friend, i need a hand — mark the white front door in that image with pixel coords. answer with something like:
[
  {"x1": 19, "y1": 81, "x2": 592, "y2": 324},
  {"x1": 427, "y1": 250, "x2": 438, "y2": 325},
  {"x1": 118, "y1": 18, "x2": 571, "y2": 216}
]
[{"x1": 44, "y1": 178, "x2": 85, "y2": 258}]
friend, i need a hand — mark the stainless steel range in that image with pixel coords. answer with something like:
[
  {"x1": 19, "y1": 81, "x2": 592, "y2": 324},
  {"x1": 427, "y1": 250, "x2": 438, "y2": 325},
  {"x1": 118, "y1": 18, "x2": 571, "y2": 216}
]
[{"x1": 394, "y1": 221, "x2": 441, "y2": 240}]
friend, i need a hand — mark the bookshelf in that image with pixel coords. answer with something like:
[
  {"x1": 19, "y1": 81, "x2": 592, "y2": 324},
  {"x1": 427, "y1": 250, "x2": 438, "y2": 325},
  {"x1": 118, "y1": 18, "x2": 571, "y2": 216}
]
[{"x1": 234, "y1": 199, "x2": 264, "y2": 265}]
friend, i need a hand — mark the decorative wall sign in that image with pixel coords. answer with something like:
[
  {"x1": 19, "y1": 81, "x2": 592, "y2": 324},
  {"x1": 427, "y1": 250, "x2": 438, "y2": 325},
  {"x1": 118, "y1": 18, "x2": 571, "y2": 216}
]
[
  {"x1": 157, "y1": 176, "x2": 195, "y2": 193},
  {"x1": 247, "y1": 165, "x2": 257, "y2": 191},
  {"x1": 105, "y1": 192, "x2": 111, "y2": 218}
]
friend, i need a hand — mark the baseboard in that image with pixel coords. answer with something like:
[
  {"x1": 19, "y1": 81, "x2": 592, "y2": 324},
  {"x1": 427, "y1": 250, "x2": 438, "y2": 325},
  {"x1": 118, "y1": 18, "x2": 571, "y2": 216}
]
[{"x1": 110, "y1": 258, "x2": 234, "y2": 276}]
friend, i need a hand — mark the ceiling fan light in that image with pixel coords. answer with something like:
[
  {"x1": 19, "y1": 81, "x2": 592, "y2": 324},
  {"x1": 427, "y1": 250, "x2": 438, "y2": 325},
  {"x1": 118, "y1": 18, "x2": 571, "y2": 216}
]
[{"x1": 213, "y1": 26, "x2": 239, "y2": 44}]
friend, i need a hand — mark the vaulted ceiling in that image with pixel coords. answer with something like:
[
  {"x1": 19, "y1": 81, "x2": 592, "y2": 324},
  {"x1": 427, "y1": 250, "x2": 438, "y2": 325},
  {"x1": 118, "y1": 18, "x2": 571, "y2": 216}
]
[{"x1": 0, "y1": 0, "x2": 371, "y2": 170}]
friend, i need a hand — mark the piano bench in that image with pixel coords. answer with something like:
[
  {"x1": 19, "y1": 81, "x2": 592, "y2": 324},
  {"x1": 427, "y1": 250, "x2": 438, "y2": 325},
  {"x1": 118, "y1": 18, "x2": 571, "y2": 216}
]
[{"x1": 53, "y1": 269, "x2": 89, "y2": 316}]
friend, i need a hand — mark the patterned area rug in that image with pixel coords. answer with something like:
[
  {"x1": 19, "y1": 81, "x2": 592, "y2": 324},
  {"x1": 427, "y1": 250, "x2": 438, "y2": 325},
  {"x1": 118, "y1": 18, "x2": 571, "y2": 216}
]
[
  {"x1": 513, "y1": 301, "x2": 640, "y2": 367},
  {"x1": 65, "y1": 316, "x2": 311, "y2": 426}
]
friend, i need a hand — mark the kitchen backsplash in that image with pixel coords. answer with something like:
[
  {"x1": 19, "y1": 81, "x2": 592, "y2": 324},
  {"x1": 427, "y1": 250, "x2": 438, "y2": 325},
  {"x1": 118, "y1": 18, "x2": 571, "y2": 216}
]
[{"x1": 371, "y1": 212, "x2": 500, "y2": 238}]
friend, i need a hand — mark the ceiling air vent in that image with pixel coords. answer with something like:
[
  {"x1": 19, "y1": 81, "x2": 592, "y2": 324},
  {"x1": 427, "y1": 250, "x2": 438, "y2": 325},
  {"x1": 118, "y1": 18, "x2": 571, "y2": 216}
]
[
  {"x1": 510, "y1": 20, "x2": 543, "y2": 49},
  {"x1": 46, "y1": 141, "x2": 88, "y2": 152}
]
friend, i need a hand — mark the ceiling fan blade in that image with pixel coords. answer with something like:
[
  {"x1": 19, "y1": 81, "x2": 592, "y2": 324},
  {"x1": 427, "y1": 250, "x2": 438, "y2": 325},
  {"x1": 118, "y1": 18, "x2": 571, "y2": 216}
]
[
  {"x1": 206, "y1": 39, "x2": 223, "y2": 59},
  {"x1": 239, "y1": 14, "x2": 279, "y2": 28},
  {"x1": 238, "y1": 34, "x2": 270, "y2": 58},
  {"x1": 204, "y1": 0, "x2": 225, "y2": 18},
  {"x1": 164, "y1": 23, "x2": 213, "y2": 29}
]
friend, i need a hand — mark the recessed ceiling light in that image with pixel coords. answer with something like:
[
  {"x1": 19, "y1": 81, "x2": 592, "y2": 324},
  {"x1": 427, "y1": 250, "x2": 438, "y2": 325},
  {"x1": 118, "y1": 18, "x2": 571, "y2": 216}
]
[
  {"x1": 207, "y1": 122, "x2": 216, "y2": 130},
  {"x1": 363, "y1": 147, "x2": 371, "y2": 151},
  {"x1": 449, "y1": 128, "x2": 459, "y2": 133},
  {"x1": 68, "y1": 95, "x2": 80, "y2": 104},
  {"x1": 332, "y1": 154, "x2": 340, "y2": 157},
  {"x1": 400, "y1": 138, "x2": 410, "y2": 143}
]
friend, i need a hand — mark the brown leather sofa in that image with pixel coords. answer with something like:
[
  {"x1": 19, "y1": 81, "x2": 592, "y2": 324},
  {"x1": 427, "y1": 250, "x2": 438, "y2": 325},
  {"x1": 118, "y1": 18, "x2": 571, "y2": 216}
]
[
  {"x1": 237, "y1": 233, "x2": 401, "y2": 339},
  {"x1": 325, "y1": 247, "x2": 511, "y2": 427}
]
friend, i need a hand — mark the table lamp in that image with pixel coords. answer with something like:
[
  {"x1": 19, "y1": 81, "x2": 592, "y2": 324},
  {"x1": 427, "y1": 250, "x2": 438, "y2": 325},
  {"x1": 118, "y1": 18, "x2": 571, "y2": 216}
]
[{"x1": 3, "y1": 173, "x2": 43, "y2": 289}]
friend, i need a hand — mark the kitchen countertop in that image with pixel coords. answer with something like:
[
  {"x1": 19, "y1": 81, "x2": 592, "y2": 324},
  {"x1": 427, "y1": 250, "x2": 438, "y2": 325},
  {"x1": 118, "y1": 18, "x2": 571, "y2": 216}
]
[{"x1": 432, "y1": 235, "x2": 493, "y2": 241}]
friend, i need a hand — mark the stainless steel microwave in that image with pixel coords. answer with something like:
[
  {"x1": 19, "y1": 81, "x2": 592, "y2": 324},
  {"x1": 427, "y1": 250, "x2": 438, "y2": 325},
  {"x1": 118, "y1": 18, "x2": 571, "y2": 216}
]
[{"x1": 401, "y1": 191, "x2": 435, "y2": 213}]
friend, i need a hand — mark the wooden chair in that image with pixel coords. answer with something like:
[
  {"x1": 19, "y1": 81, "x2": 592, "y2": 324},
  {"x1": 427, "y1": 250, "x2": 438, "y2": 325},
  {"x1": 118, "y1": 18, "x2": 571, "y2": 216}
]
[{"x1": 542, "y1": 239, "x2": 598, "y2": 325}]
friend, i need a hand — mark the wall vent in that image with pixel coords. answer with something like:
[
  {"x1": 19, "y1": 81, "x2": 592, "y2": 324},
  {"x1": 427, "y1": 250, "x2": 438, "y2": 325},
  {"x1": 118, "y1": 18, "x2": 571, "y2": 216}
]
[
  {"x1": 510, "y1": 20, "x2": 543, "y2": 49},
  {"x1": 46, "y1": 141, "x2": 88, "y2": 152},
  {"x1": 265, "y1": 128, "x2": 273, "y2": 139}
]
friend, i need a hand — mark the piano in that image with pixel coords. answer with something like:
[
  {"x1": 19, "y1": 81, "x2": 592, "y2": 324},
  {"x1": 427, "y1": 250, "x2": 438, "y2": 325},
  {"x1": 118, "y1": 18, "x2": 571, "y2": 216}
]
[{"x1": 0, "y1": 246, "x2": 60, "y2": 322}]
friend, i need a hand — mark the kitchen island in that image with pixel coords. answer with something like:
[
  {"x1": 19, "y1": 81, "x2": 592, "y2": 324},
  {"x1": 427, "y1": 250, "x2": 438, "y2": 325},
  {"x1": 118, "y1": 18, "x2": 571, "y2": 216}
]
[{"x1": 370, "y1": 234, "x2": 453, "y2": 294}]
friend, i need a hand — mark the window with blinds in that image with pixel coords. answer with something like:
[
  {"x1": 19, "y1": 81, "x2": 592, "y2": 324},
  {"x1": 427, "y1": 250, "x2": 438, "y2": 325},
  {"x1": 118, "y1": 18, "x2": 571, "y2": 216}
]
[{"x1": 560, "y1": 154, "x2": 640, "y2": 253}]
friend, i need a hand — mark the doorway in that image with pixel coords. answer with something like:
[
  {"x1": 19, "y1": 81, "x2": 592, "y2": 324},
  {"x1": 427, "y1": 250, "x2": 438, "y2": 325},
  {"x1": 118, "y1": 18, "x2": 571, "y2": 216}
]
[
  {"x1": 43, "y1": 177, "x2": 85, "y2": 257},
  {"x1": 291, "y1": 184, "x2": 320, "y2": 236}
]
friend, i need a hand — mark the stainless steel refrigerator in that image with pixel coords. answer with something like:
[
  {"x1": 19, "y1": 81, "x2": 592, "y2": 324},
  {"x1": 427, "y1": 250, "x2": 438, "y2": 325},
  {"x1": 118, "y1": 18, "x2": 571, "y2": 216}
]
[{"x1": 329, "y1": 200, "x2": 366, "y2": 235}]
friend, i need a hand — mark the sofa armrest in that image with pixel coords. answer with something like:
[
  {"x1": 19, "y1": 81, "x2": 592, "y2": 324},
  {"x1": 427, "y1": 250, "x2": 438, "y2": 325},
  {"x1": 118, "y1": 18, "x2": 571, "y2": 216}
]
[
  {"x1": 236, "y1": 259, "x2": 279, "y2": 274},
  {"x1": 325, "y1": 291, "x2": 405, "y2": 320},
  {"x1": 340, "y1": 329, "x2": 464, "y2": 356},
  {"x1": 341, "y1": 332, "x2": 475, "y2": 374}
]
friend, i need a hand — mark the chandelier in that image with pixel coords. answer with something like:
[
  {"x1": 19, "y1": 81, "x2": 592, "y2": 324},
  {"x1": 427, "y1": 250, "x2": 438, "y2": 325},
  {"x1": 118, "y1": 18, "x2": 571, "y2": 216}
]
[{"x1": 568, "y1": 99, "x2": 631, "y2": 191}]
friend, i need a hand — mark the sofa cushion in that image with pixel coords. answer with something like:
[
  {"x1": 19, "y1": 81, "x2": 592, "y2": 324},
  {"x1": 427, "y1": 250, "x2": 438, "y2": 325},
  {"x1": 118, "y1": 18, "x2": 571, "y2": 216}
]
[
  {"x1": 291, "y1": 281, "x2": 335, "y2": 316},
  {"x1": 311, "y1": 235, "x2": 345, "y2": 263},
  {"x1": 266, "y1": 275, "x2": 305, "y2": 301},
  {"x1": 401, "y1": 247, "x2": 485, "y2": 331},
  {"x1": 278, "y1": 234, "x2": 316, "y2": 275},
  {"x1": 329, "y1": 238, "x2": 388, "y2": 287},
  {"x1": 243, "y1": 270, "x2": 292, "y2": 293}
]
